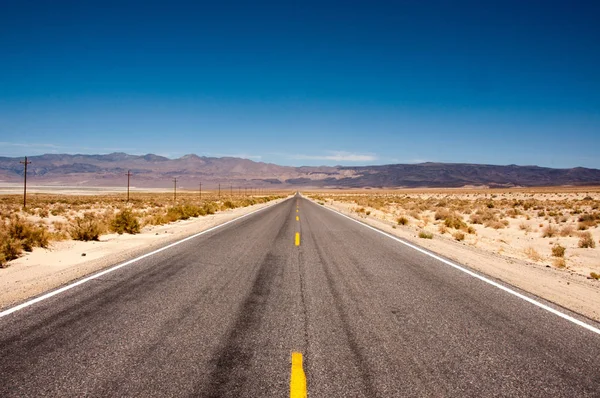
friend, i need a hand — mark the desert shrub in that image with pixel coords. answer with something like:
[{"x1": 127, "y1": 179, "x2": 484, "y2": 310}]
[
  {"x1": 590, "y1": 272, "x2": 600, "y2": 280},
  {"x1": 453, "y1": 231, "x2": 465, "y2": 241},
  {"x1": 70, "y1": 213, "x2": 102, "y2": 241},
  {"x1": 438, "y1": 224, "x2": 448, "y2": 234},
  {"x1": 51, "y1": 205, "x2": 67, "y2": 216},
  {"x1": 6, "y1": 216, "x2": 49, "y2": 252},
  {"x1": 553, "y1": 258, "x2": 566, "y2": 268},
  {"x1": 222, "y1": 200, "x2": 236, "y2": 210},
  {"x1": 559, "y1": 225, "x2": 575, "y2": 237},
  {"x1": 37, "y1": 208, "x2": 50, "y2": 218},
  {"x1": 0, "y1": 231, "x2": 23, "y2": 267},
  {"x1": 519, "y1": 222, "x2": 531, "y2": 232},
  {"x1": 434, "y1": 209, "x2": 450, "y2": 221},
  {"x1": 110, "y1": 209, "x2": 141, "y2": 235},
  {"x1": 551, "y1": 244, "x2": 566, "y2": 257},
  {"x1": 418, "y1": 231, "x2": 433, "y2": 239},
  {"x1": 466, "y1": 225, "x2": 476, "y2": 234},
  {"x1": 578, "y1": 232, "x2": 596, "y2": 248},
  {"x1": 444, "y1": 214, "x2": 467, "y2": 230},
  {"x1": 524, "y1": 247, "x2": 542, "y2": 262},
  {"x1": 541, "y1": 224, "x2": 558, "y2": 238},
  {"x1": 203, "y1": 202, "x2": 218, "y2": 215},
  {"x1": 577, "y1": 214, "x2": 598, "y2": 230},
  {"x1": 409, "y1": 210, "x2": 421, "y2": 220},
  {"x1": 486, "y1": 220, "x2": 509, "y2": 229},
  {"x1": 397, "y1": 216, "x2": 409, "y2": 225}
]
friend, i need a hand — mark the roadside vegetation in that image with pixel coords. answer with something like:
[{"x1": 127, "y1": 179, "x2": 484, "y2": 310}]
[
  {"x1": 0, "y1": 191, "x2": 286, "y2": 267},
  {"x1": 308, "y1": 187, "x2": 600, "y2": 277}
]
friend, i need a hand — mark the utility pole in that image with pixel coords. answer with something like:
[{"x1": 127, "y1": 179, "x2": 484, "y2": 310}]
[
  {"x1": 230, "y1": 185, "x2": 232, "y2": 196},
  {"x1": 126, "y1": 170, "x2": 132, "y2": 202},
  {"x1": 20, "y1": 156, "x2": 31, "y2": 208},
  {"x1": 218, "y1": 183, "x2": 221, "y2": 198},
  {"x1": 199, "y1": 182, "x2": 202, "y2": 200},
  {"x1": 173, "y1": 178, "x2": 178, "y2": 201}
]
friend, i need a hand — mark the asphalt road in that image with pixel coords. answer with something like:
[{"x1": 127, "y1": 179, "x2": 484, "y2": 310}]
[{"x1": 1, "y1": 194, "x2": 599, "y2": 397}]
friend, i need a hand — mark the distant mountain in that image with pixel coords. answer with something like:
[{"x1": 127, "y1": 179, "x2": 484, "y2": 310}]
[{"x1": 1, "y1": 153, "x2": 599, "y2": 188}]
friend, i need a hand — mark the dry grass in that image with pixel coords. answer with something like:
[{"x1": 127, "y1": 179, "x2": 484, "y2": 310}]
[
  {"x1": 524, "y1": 247, "x2": 542, "y2": 262},
  {"x1": 578, "y1": 231, "x2": 596, "y2": 248},
  {"x1": 308, "y1": 188, "x2": 600, "y2": 276},
  {"x1": 0, "y1": 191, "x2": 287, "y2": 267}
]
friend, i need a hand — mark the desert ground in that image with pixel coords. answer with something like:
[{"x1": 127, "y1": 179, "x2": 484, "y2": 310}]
[
  {"x1": 307, "y1": 187, "x2": 600, "y2": 320},
  {"x1": 0, "y1": 188, "x2": 290, "y2": 308}
]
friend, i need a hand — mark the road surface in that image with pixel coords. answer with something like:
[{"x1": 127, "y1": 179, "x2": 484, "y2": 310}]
[{"x1": 1, "y1": 195, "x2": 599, "y2": 397}]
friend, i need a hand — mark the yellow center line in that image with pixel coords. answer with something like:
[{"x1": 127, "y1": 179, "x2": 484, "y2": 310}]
[
  {"x1": 295, "y1": 232, "x2": 300, "y2": 246},
  {"x1": 290, "y1": 352, "x2": 307, "y2": 398},
  {"x1": 296, "y1": 216, "x2": 299, "y2": 221},
  {"x1": 296, "y1": 209, "x2": 299, "y2": 213}
]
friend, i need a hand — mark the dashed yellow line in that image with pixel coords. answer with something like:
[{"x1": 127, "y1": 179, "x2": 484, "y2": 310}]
[
  {"x1": 296, "y1": 209, "x2": 299, "y2": 213},
  {"x1": 296, "y1": 216, "x2": 299, "y2": 221},
  {"x1": 295, "y1": 232, "x2": 300, "y2": 246},
  {"x1": 290, "y1": 352, "x2": 307, "y2": 398}
]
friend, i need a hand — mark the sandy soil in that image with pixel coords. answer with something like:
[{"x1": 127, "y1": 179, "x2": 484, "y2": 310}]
[
  {"x1": 313, "y1": 196, "x2": 600, "y2": 322},
  {"x1": 0, "y1": 197, "x2": 288, "y2": 310}
]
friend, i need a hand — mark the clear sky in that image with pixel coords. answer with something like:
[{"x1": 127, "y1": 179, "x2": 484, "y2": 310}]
[{"x1": 1, "y1": 0, "x2": 599, "y2": 168}]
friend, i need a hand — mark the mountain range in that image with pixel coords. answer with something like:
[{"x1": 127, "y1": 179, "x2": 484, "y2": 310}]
[{"x1": 1, "y1": 153, "x2": 599, "y2": 189}]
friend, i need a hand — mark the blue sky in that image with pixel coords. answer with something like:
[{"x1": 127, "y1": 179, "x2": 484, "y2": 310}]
[{"x1": 1, "y1": 0, "x2": 599, "y2": 168}]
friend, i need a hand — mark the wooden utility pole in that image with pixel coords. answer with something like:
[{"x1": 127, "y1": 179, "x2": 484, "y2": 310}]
[
  {"x1": 173, "y1": 178, "x2": 178, "y2": 201},
  {"x1": 20, "y1": 156, "x2": 31, "y2": 208},
  {"x1": 199, "y1": 182, "x2": 202, "y2": 200},
  {"x1": 218, "y1": 183, "x2": 221, "y2": 198},
  {"x1": 126, "y1": 170, "x2": 132, "y2": 202}
]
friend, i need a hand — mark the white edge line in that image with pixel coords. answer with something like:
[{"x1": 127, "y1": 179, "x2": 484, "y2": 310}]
[
  {"x1": 312, "y1": 199, "x2": 600, "y2": 336},
  {"x1": 0, "y1": 197, "x2": 290, "y2": 319}
]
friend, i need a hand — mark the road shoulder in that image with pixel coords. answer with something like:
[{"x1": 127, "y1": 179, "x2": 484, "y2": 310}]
[{"x1": 311, "y1": 198, "x2": 600, "y2": 322}]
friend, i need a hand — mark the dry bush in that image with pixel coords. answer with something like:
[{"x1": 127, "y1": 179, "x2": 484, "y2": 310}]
[
  {"x1": 578, "y1": 232, "x2": 596, "y2": 248},
  {"x1": 519, "y1": 222, "x2": 532, "y2": 232},
  {"x1": 70, "y1": 213, "x2": 103, "y2": 241},
  {"x1": 397, "y1": 216, "x2": 409, "y2": 226},
  {"x1": 110, "y1": 209, "x2": 141, "y2": 235},
  {"x1": 551, "y1": 244, "x2": 566, "y2": 258},
  {"x1": 486, "y1": 220, "x2": 509, "y2": 229},
  {"x1": 524, "y1": 247, "x2": 542, "y2": 262},
  {"x1": 438, "y1": 224, "x2": 448, "y2": 234},
  {"x1": 443, "y1": 213, "x2": 467, "y2": 230},
  {"x1": 453, "y1": 231, "x2": 465, "y2": 241},
  {"x1": 577, "y1": 214, "x2": 598, "y2": 230},
  {"x1": 6, "y1": 216, "x2": 49, "y2": 252},
  {"x1": 590, "y1": 272, "x2": 600, "y2": 280},
  {"x1": 409, "y1": 210, "x2": 421, "y2": 220},
  {"x1": 434, "y1": 208, "x2": 450, "y2": 221},
  {"x1": 559, "y1": 225, "x2": 575, "y2": 237},
  {"x1": 553, "y1": 258, "x2": 566, "y2": 268},
  {"x1": 0, "y1": 231, "x2": 23, "y2": 268},
  {"x1": 418, "y1": 231, "x2": 433, "y2": 239},
  {"x1": 541, "y1": 224, "x2": 558, "y2": 238}
]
